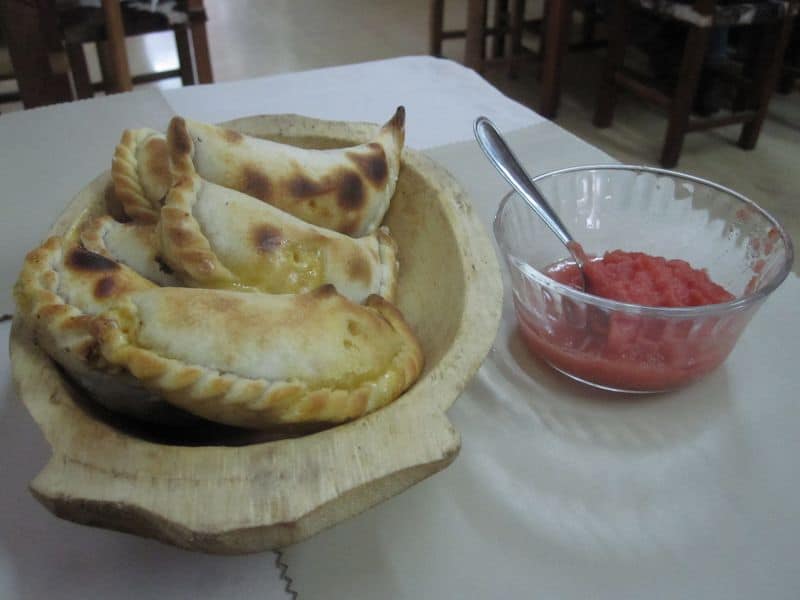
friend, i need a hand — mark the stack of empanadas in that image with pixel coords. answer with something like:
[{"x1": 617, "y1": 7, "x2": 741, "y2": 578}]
[{"x1": 14, "y1": 108, "x2": 423, "y2": 430}]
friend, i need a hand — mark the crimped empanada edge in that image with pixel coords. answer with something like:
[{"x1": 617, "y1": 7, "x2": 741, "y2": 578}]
[
  {"x1": 111, "y1": 128, "x2": 162, "y2": 224},
  {"x1": 91, "y1": 292, "x2": 424, "y2": 430}
]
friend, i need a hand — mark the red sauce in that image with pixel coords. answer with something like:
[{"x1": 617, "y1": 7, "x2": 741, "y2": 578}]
[
  {"x1": 555, "y1": 251, "x2": 734, "y2": 307},
  {"x1": 516, "y1": 250, "x2": 744, "y2": 391}
]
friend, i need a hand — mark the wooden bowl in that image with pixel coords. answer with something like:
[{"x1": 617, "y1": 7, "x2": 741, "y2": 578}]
[{"x1": 9, "y1": 114, "x2": 502, "y2": 554}]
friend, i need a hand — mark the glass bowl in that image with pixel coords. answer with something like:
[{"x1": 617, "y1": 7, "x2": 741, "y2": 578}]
[{"x1": 494, "y1": 165, "x2": 794, "y2": 393}]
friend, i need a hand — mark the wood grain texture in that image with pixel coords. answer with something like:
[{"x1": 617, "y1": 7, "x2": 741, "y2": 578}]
[{"x1": 9, "y1": 114, "x2": 503, "y2": 554}]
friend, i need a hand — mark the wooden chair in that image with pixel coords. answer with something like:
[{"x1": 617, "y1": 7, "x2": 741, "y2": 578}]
[
  {"x1": 593, "y1": 0, "x2": 799, "y2": 167},
  {"x1": 56, "y1": 0, "x2": 213, "y2": 98},
  {"x1": 429, "y1": 0, "x2": 605, "y2": 118},
  {"x1": 429, "y1": 0, "x2": 543, "y2": 71}
]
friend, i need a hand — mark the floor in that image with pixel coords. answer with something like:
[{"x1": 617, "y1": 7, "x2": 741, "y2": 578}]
[{"x1": 2, "y1": 0, "x2": 798, "y2": 269}]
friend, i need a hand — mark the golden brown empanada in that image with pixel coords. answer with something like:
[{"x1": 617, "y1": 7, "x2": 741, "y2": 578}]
[
  {"x1": 12, "y1": 236, "x2": 185, "y2": 422},
  {"x1": 159, "y1": 138, "x2": 398, "y2": 302},
  {"x1": 80, "y1": 215, "x2": 179, "y2": 287},
  {"x1": 113, "y1": 109, "x2": 404, "y2": 235},
  {"x1": 111, "y1": 128, "x2": 170, "y2": 224},
  {"x1": 165, "y1": 107, "x2": 405, "y2": 236},
  {"x1": 92, "y1": 285, "x2": 424, "y2": 428},
  {"x1": 16, "y1": 238, "x2": 422, "y2": 429}
]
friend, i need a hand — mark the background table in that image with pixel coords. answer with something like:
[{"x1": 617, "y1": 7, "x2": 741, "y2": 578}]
[{"x1": 2, "y1": 56, "x2": 798, "y2": 599}]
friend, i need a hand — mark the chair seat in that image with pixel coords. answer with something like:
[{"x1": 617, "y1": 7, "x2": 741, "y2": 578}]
[{"x1": 633, "y1": 0, "x2": 798, "y2": 28}]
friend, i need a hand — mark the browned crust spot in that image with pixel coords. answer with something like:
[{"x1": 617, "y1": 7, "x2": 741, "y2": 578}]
[
  {"x1": 346, "y1": 254, "x2": 372, "y2": 285},
  {"x1": 347, "y1": 143, "x2": 388, "y2": 186},
  {"x1": 242, "y1": 165, "x2": 272, "y2": 201},
  {"x1": 251, "y1": 224, "x2": 283, "y2": 252},
  {"x1": 66, "y1": 247, "x2": 120, "y2": 272},
  {"x1": 168, "y1": 117, "x2": 192, "y2": 158},
  {"x1": 94, "y1": 276, "x2": 116, "y2": 298},
  {"x1": 222, "y1": 128, "x2": 244, "y2": 143},
  {"x1": 144, "y1": 137, "x2": 170, "y2": 188},
  {"x1": 166, "y1": 226, "x2": 194, "y2": 246},
  {"x1": 387, "y1": 106, "x2": 406, "y2": 130},
  {"x1": 287, "y1": 168, "x2": 365, "y2": 212},
  {"x1": 336, "y1": 171, "x2": 365, "y2": 211},
  {"x1": 311, "y1": 283, "x2": 337, "y2": 298},
  {"x1": 62, "y1": 314, "x2": 94, "y2": 332},
  {"x1": 289, "y1": 174, "x2": 323, "y2": 198}
]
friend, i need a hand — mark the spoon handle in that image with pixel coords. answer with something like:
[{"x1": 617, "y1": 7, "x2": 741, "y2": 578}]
[{"x1": 474, "y1": 117, "x2": 575, "y2": 248}]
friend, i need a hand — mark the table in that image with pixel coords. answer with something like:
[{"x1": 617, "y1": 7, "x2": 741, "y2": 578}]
[{"x1": 2, "y1": 56, "x2": 799, "y2": 599}]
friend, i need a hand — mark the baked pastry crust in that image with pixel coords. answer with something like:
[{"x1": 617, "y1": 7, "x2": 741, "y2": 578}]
[
  {"x1": 111, "y1": 128, "x2": 169, "y2": 223},
  {"x1": 168, "y1": 107, "x2": 405, "y2": 236},
  {"x1": 160, "y1": 138, "x2": 398, "y2": 302},
  {"x1": 14, "y1": 236, "x2": 157, "y2": 360},
  {"x1": 13, "y1": 235, "x2": 167, "y2": 410},
  {"x1": 80, "y1": 215, "x2": 179, "y2": 287},
  {"x1": 15, "y1": 238, "x2": 422, "y2": 429},
  {"x1": 92, "y1": 285, "x2": 424, "y2": 428}
]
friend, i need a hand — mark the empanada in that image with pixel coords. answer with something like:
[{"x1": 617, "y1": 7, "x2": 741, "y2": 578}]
[
  {"x1": 92, "y1": 285, "x2": 424, "y2": 428},
  {"x1": 167, "y1": 107, "x2": 404, "y2": 236},
  {"x1": 15, "y1": 238, "x2": 423, "y2": 429},
  {"x1": 12, "y1": 236, "x2": 185, "y2": 422},
  {"x1": 80, "y1": 216, "x2": 179, "y2": 287},
  {"x1": 111, "y1": 128, "x2": 170, "y2": 224},
  {"x1": 113, "y1": 109, "x2": 404, "y2": 235},
  {"x1": 160, "y1": 139, "x2": 398, "y2": 302}
]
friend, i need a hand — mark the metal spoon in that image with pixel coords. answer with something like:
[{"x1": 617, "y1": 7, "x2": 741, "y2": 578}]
[{"x1": 474, "y1": 116, "x2": 588, "y2": 291}]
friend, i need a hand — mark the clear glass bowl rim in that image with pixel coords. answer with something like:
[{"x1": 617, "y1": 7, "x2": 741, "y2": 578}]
[{"x1": 493, "y1": 164, "x2": 795, "y2": 319}]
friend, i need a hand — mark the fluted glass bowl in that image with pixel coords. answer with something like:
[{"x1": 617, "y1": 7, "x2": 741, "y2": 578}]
[{"x1": 494, "y1": 165, "x2": 794, "y2": 393}]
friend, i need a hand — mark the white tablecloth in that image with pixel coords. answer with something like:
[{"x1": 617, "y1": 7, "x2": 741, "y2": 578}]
[
  {"x1": 283, "y1": 130, "x2": 800, "y2": 600},
  {"x1": 2, "y1": 55, "x2": 798, "y2": 600}
]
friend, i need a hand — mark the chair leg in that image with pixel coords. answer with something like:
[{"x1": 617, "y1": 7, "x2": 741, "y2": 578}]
[
  {"x1": 174, "y1": 26, "x2": 195, "y2": 85},
  {"x1": 537, "y1": 0, "x2": 550, "y2": 83},
  {"x1": 539, "y1": 0, "x2": 572, "y2": 118},
  {"x1": 738, "y1": 15, "x2": 795, "y2": 150},
  {"x1": 491, "y1": 0, "x2": 509, "y2": 58},
  {"x1": 593, "y1": 0, "x2": 629, "y2": 128},
  {"x1": 190, "y1": 18, "x2": 214, "y2": 83},
  {"x1": 100, "y1": 0, "x2": 133, "y2": 92},
  {"x1": 429, "y1": 0, "x2": 445, "y2": 57},
  {"x1": 508, "y1": 0, "x2": 525, "y2": 79},
  {"x1": 66, "y1": 42, "x2": 94, "y2": 99},
  {"x1": 96, "y1": 40, "x2": 118, "y2": 94},
  {"x1": 661, "y1": 25, "x2": 711, "y2": 168},
  {"x1": 464, "y1": 0, "x2": 488, "y2": 72}
]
